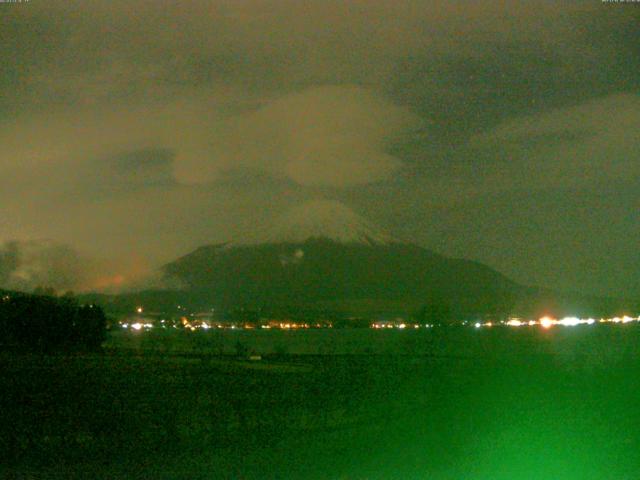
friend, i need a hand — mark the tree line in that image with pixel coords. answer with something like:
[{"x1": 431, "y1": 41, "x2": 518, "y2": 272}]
[{"x1": 0, "y1": 290, "x2": 107, "y2": 352}]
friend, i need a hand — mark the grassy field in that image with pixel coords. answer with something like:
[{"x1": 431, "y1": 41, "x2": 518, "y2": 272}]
[{"x1": 3, "y1": 326, "x2": 640, "y2": 479}]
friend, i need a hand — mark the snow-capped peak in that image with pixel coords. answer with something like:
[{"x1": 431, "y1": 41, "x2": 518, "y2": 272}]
[{"x1": 241, "y1": 200, "x2": 398, "y2": 246}]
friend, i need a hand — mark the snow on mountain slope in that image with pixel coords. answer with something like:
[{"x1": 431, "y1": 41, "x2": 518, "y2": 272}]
[{"x1": 245, "y1": 200, "x2": 398, "y2": 246}]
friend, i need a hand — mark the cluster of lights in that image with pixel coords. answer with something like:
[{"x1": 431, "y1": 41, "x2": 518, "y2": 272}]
[
  {"x1": 121, "y1": 322, "x2": 154, "y2": 331},
  {"x1": 473, "y1": 315, "x2": 640, "y2": 329},
  {"x1": 183, "y1": 321, "x2": 248, "y2": 331},
  {"x1": 119, "y1": 319, "x2": 334, "y2": 331},
  {"x1": 371, "y1": 323, "x2": 434, "y2": 330},
  {"x1": 266, "y1": 322, "x2": 309, "y2": 329},
  {"x1": 260, "y1": 322, "x2": 335, "y2": 330}
]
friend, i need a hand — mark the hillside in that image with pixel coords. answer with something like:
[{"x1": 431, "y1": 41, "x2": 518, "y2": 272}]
[{"x1": 162, "y1": 237, "x2": 520, "y2": 316}]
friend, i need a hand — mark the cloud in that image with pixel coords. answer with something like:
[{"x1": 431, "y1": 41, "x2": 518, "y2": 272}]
[
  {"x1": 3, "y1": 0, "x2": 616, "y2": 118},
  {"x1": 0, "y1": 85, "x2": 420, "y2": 198},
  {"x1": 466, "y1": 93, "x2": 640, "y2": 190},
  {"x1": 0, "y1": 239, "x2": 102, "y2": 292},
  {"x1": 0, "y1": 239, "x2": 161, "y2": 293},
  {"x1": 172, "y1": 85, "x2": 422, "y2": 187}
]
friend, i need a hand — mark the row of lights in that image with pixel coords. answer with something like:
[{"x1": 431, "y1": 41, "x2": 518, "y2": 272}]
[
  {"x1": 474, "y1": 315, "x2": 639, "y2": 329},
  {"x1": 121, "y1": 320, "x2": 335, "y2": 331},
  {"x1": 126, "y1": 307, "x2": 639, "y2": 332},
  {"x1": 371, "y1": 323, "x2": 435, "y2": 330}
]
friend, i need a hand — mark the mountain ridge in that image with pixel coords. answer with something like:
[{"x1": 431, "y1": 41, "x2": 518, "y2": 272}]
[
  {"x1": 162, "y1": 236, "x2": 520, "y2": 316},
  {"x1": 77, "y1": 235, "x2": 638, "y2": 320}
]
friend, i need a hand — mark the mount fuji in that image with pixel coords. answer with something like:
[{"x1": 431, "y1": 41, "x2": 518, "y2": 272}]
[{"x1": 161, "y1": 200, "x2": 520, "y2": 316}]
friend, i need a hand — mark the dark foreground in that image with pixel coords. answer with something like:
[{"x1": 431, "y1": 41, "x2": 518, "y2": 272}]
[{"x1": 2, "y1": 326, "x2": 640, "y2": 479}]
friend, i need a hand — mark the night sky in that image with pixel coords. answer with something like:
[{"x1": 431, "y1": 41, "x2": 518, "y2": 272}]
[{"x1": 1, "y1": 1, "x2": 638, "y2": 296}]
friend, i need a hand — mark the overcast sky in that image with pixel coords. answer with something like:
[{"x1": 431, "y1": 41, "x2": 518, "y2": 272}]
[{"x1": 1, "y1": 0, "x2": 639, "y2": 295}]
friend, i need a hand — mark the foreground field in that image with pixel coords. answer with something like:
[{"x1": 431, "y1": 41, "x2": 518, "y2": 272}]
[{"x1": 3, "y1": 326, "x2": 640, "y2": 479}]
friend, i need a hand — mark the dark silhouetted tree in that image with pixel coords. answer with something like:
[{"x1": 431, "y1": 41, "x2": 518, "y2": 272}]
[
  {"x1": 75, "y1": 304, "x2": 107, "y2": 350},
  {"x1": 0, "y1": 290, "x2": 107, "y2": 352}
]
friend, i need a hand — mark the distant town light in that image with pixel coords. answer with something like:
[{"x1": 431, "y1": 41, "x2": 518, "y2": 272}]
[
  {"x1": 539, "y1": 316, "x2": 555, "y2": 329},
  {"x1": 558, "y1": 317, "x2": 580, "y2": 327},
  {"x1": 115, "y1": 310, "x2": 640, "y2": 335}
]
